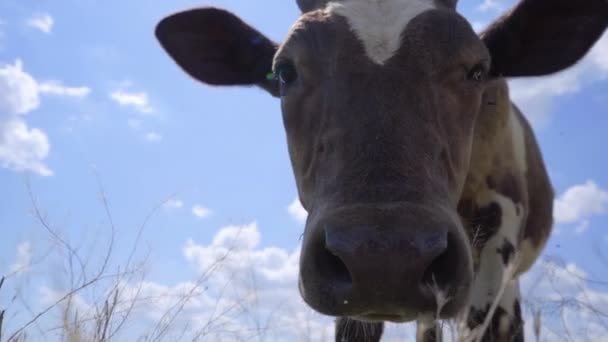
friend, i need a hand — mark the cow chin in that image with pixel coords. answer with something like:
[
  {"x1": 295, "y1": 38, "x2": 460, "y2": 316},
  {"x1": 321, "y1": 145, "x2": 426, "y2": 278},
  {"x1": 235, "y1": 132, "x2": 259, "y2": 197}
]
[
  {"x1": 345, "y1": 276, "x2": 472, "y2": 322},
  {"x1": 299, "y1": 275, "x2": 473, "y2": 323}
]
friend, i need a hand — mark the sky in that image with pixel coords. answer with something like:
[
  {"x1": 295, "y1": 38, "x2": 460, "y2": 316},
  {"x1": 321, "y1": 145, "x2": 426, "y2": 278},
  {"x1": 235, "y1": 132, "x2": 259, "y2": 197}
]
[{"x1": 0, "y1": 0, "x2": 607, "y2": 340}]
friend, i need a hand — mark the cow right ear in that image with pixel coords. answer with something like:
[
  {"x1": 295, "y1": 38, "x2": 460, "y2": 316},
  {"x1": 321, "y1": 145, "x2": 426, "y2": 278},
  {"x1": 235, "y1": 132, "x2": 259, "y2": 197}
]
[
  {"x1": 481, "y1": 0, "x2": 608, "y2": 78},
  {"x1": 155, "y1": 7, "x2": 280, "y2": 97}
]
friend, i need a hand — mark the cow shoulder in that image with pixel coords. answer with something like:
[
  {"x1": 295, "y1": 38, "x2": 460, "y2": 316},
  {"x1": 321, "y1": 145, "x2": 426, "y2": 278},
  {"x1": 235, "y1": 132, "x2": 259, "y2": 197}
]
[{"x1": 458, "y1": 79, "x2": 532, "y2": 270}]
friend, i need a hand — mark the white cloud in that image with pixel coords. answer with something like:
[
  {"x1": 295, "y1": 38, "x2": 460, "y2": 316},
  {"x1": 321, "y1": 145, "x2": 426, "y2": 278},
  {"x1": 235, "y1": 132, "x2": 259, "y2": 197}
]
[
  {"x1": 39, "y1": 81, "x2": 91, "y2": 97},
  {"x1": 288, "y1": 197, "x2": 308, "y2": 224},
  {"x1": 39, "y1": 286, "x2": 94, "y2": 318},
  {"x1": 0, "y1": 119, "x2": 52, "y2": 175},
  {"x1": 109, "y1": 89, "x2": 153, "y2": 114},
  {"x1": 178, "y1": 223, "x2": 608, "y2": 341},
  {"x1": 145, "y1": 131, "x2": 162, "y2": 142},
  {"x1": 210, "y1": 222, "x2": 261, "y2": 251},
  {"x1": 192, "y1": 205, "x2": 212, "y2": 219},
  {"x1": 509, "y1": 31, "x2": 608, "y2": 127},
  {"x1": 124, "y1": 108, "x2": 161, "y2": 142},
  {"x1": 0, "y1": 59, "x2": 40, "y2": 115},
  {"x1": 554, "y1": 180, "x2": 608, "y2": 225},
  {"x1": 0, "y1": 60, "x2": 50, "y2": 175},
  {"x1": 521, "y1": 259, "x2": 608, "y2": 341},
  {"x1": 574, "y1": 220, "x2": 591, "y2": 235},
  {"x1": 163, "y1": 198, "x2": 184, "y2": 209},
  {"x1": 26, "y1": 13, "x2": 54, "y2": 34},
  {"x1": 183, "y1": 222, "x2": 300, "y2": 285},
  {"x1": 0, "y1": 60, "x2": 90, "y2": 175},
  {"x1": 509, "y1": 68, "x2": 582, "y2": 126},
  {"x1": 470, "y1": 20, "x2": 487, "y2": 34},
  {"x1": 590, "y1": 29, "x2": 608, "y2": 74},
  {"x1": 180, "y1": 221, "x2": 331, "y2": 339},
  {"x1": 119, "y1": 280, "x2": 212, "y2": 320},
  {"x1": 9, "y1": 241, "x2": 32, "y2": 275},
  {"x1": 477, "y1": 0, "x2": 502, "y2": 12},
  {"x1": 33, "y1": 222, "x2": 333, "y2": 340},
  {"x1": 20, "y1": 221, "x2": 608, "y2": 341}
]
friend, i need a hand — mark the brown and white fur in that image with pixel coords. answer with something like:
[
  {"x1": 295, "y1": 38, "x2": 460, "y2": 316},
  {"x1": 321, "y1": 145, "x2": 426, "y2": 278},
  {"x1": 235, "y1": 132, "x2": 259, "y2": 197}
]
[{"x1": 155, "y1": 0, "x2": 608, "y2": 341}]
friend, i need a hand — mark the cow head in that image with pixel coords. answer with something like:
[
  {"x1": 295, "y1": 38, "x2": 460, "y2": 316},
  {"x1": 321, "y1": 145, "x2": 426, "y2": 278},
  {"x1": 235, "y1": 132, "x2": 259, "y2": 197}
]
[{"x1": 155, "y1": 0, "x2": 608, "y2": 322}]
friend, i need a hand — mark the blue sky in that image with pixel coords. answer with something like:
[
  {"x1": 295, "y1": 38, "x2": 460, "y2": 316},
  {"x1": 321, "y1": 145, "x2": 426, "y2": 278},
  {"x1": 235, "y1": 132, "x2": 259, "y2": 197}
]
[{"x1": 1, "y1": 0, "x2": 607, "y2": 340}]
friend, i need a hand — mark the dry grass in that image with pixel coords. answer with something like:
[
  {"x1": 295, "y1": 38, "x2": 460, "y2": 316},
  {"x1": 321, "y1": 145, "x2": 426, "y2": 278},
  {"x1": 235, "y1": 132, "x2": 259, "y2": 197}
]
[{"x1": 1, "y1": 179, "x2": 319, "y2": 342}]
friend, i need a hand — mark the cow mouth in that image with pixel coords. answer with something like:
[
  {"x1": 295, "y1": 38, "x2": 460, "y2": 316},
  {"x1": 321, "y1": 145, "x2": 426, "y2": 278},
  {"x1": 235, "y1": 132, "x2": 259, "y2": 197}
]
[
  {"x1": 355, "y1": 313, "x2": 416, "y2": 323},
  {"x1": 344, "y1": 283, "x2": 470, "y2": 323},
  {"x1": 354, "y1": 301, "x2": 464, "y2": 323},
  {"x1": 353, "y1": 300, "x2": 461, "y2": 323}
]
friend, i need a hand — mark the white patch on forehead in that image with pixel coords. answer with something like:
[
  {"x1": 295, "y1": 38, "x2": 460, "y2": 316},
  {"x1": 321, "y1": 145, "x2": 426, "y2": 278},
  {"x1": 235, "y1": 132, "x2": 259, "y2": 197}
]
[{"x1": 327, "y1": 0, "x2": 436, "y2": 65}]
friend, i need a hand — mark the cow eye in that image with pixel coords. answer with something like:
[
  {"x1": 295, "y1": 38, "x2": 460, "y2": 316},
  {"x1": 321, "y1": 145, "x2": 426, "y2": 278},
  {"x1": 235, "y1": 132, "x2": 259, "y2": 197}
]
[
  {"x1": 275, "y1": 61, "x2": 298, "y2": 86},
  {"x1": 466, "y1": 63, "x2": 487, "y2": 83}
]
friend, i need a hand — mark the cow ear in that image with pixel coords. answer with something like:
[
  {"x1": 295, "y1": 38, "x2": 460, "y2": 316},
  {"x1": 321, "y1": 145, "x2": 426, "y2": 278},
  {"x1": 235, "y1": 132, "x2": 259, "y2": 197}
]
[
  {"x1": 155, "y1": 7, "x2": 280, "y2": 97},
  {"x1": 482, "y1": 0, "x2": 608, "y2": 78}
]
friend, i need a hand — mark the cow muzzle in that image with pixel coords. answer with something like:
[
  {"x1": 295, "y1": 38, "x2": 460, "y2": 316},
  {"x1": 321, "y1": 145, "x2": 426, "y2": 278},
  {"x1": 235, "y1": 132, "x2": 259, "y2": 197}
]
[{"x1": 298, "y1": 202, "x2": 473, "y2": 321}]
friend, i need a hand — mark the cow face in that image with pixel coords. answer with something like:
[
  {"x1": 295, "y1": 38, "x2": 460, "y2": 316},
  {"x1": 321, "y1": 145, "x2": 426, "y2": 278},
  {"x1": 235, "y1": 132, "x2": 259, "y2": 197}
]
[
  {"x1": 273, "y1": 4, "x2": 486, "y2": 320},
  {"x1": 155, "y1": 0, "x2": 608, "y2": 322}
]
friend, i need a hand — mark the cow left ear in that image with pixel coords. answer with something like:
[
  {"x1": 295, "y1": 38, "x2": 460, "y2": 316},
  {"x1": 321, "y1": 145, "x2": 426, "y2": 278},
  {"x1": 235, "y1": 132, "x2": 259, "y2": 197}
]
[
  {"x1": 482, "y1": 0, "x2": 608, "y2": 78},
  {"x1": 155, "y1": 7, "x2": 280, "y2": 97}
]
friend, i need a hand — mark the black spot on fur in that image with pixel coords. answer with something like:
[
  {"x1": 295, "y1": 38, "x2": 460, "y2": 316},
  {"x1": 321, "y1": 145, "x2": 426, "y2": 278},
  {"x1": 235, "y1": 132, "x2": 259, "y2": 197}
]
[
  {"x1": 487, "y1": 174, "x2": 523, "y2": 204},
  {"x1": 467, "y1": 305, "x2": 488, "y2": 331},
  {"x1": 496, "y1": 238, "x2": 515, "y2": 265},
  {"x1": 335, "y1": 317, "x2": 383, "y2": 342},
  {"x1": 467, "y1": 301, "x2": 524, "y2": 342},
  {"x1": 422, "y1": 327, "x2": 439, "y2": 342},
  {"x1": 476, "y1": 202, "x2": 502, "y2": 230},
  {"x1": 512, "y1": 300, "x2": 524, "y2": 341},
  {"x1": 460, "y1": 201, "x2": 502, "y2": 248}
]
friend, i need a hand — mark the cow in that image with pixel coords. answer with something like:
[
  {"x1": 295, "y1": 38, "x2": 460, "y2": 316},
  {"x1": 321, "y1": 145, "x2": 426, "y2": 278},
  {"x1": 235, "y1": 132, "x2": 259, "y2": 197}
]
[{"x1": 154, "y1": 0, "x2": 608, "y2": 341}]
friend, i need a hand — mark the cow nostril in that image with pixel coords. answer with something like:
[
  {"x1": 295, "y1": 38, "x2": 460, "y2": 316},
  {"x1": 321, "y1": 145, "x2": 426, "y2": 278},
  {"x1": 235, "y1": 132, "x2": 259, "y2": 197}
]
[
  {"x1": 319, "y1": 247, "x2": 352, "y2": 287},
  {"x1": 421, "y1": 233, "x2": 453, "y2": 293},
  {"x1": 422, "y1": 249, "x2": 451, "y2": 290},
  {"x1": 320, "y1": 229, "x2": 353, "y2": 288}
]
